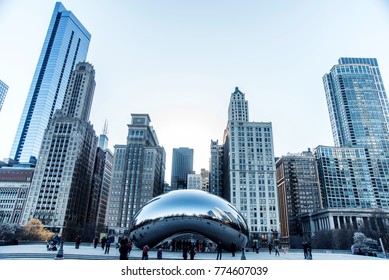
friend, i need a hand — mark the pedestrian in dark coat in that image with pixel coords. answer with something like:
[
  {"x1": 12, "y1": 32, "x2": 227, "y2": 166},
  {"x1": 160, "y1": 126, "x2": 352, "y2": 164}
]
[
  {"x1": 142, "y1": 245, "x2": 149, "y2": 260},
  {"x1": 302, "y1": 242, "x2": 308, "y2": 259},
  {"x1": 104, "y1": 238, "x2": 111, "y2": 254},
  {"x1": 119, "y1": 240, "x2": 129, "y2": 260},
  {"x1": 157, "y1": 248, "x2": 163, "y2": 259},
  {"x1": 255, "y1": 242, "x2": 260, "y2": 253},
  {"x1": 93, "y1": 237, "x2": 98, "y2": 249},
  {"x1": 101, "y1": 236, "x2": 107, "y2": 250},
  {"x1": 75, "y1": 236, "x2": 81, "y2": 249}
]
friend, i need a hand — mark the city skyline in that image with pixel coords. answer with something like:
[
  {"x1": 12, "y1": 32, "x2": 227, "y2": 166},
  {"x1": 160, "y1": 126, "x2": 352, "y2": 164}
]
[{"x1": 1, "y1": 1, "x2": 389, "y2": 183}]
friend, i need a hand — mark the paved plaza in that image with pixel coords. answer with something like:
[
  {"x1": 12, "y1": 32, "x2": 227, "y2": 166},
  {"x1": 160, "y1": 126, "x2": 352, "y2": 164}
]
[{"x1": 0, "y1": 243, "x2": 385, "y2": 260}]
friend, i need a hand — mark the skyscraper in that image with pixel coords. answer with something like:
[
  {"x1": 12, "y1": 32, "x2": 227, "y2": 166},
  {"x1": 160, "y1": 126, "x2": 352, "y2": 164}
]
[
  {"x1": 323, "y1": 57, "x2": 389, "y2": 208},
  {"x1": 21, "y1": 62, "x2": 97, "y2": 240},
  {"x1": 10, "y1": 2, "x2": 91, "y2": 164},
  {"x1": 95, "y1": 124, "x2": 114, "y2": 236},
  {"x1": 276, "y1": 149, "x2": 322, "y2": 242},
  {"x1": 106, "y1": 114, "x2": 165, "y2": 235},
  {"x1": 209, "y1": 140, "x2": 224, "y2": 197},
  {"x1": 171, "y1": 147, "x2": 194, "y2": 190},
  {"x1": 88, "y1": 138, "x2": 113, "y2": 239},
  {"x1": 0, "y1": 80, "x2": 8, "y2": 112},
  {"x1": 223, "y1": 87, "x2": 279, "y2": 243},
  {"x1": 314, "y1": 146, "x2": 374, "y2": 208}
]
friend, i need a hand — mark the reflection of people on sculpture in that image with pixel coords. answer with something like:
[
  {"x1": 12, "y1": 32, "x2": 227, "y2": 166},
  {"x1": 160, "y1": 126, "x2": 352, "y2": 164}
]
[
  {"x1": 230, "y1": 241, "x2": 237, "y2": 257},
  {"x1": 182, "y1": 245, "x2": 188, "y2": 260},
  {"x1": 190, "y1": 246, "x2": 196, "y2": 260}
]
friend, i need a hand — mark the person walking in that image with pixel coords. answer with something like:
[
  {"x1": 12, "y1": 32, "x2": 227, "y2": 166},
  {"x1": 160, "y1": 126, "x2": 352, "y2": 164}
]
[
  {"x1": 93, "y1": 237, "x2": 98, "y2": 249},
  {"x1": 268, "y1": 242, "x2": 273, "y2": 254},
  {"x1": 275, "y1": 244, "x2": 280, "y2": 256},
  {"x1": 104, "y1": 238, "x2": 111, "y2": 254},
  {"x1": 127, "y1": 240, "x2": 133, "y2": 258},
  {"x1": 142, "y1": 245, "x2": 150, "y2": 260},
  {"x1": 119, "y1": 240, "x2": 129, "y2": 260},
  {"x1": 75, "y1": 236, "x2": 81, "y2": 249},
  {"x1": 157, "y1": 248, "x2": 163, "y2": 259},
  {"x1": 255, "y1": 241, "x2": 260, "y2": 253},
  {"x1": 101, "y1": 236, "x2": 107, "y2": 250},
  {"x1": 216, "y1": 242, "x2": 222, "y2": 260},
  {"x1": 306, "y1": 242, "x2": 312, "y2": 260},
  {"x1": 302, "y1": 242, "x2": 308, "y2": 259}
]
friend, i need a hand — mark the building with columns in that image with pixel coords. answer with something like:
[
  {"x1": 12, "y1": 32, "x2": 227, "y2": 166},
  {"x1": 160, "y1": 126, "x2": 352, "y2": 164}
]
[
  {"x1": 299, "y1": 57, "x2": 389, "y2": 238},
  {"x1": 301, "y1": 208, "x2": 389, "y2": 235}
]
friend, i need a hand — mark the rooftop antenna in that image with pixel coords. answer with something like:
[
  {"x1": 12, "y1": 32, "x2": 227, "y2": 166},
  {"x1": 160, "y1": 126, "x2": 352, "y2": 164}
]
[{"x1": 102, "y1": 120, "x2": 109, "y2": 135}]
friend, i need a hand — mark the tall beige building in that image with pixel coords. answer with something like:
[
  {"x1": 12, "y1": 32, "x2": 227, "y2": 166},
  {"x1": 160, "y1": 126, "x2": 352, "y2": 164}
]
[
  {"x1": 222, "y1": 87, "x2": 280, "y2": 244},
  {"x1": 21, "y1": 62, "x2": 97, "y2": 241},
  {"x1": 106, "y1": 114, "x2": 165, "y2": 236}
]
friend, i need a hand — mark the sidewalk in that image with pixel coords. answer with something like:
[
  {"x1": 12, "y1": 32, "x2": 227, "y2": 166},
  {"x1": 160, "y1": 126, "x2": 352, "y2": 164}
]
[{"x1": 0, "y1": 243, "x2": 383, "y2": 260}]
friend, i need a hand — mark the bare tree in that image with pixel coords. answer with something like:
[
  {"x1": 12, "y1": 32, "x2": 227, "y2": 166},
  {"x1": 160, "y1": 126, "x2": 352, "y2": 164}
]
[{"x1": 22, "y1": 218, "x2": 54, "y2": 241}]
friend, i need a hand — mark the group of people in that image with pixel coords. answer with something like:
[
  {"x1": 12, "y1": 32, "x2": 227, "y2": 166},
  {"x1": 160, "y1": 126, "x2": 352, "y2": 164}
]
[
  {"x1": 91, "y1": 236, "x2": 113, "y2": 254},
  {"x1": 251, "y1": 241, "x2": 281, "y2": 256},
  {"x1": 182, "y1": 243, "x2": 197, "y2": 260},
  {"x1": 71, "y1": 237, "x2": 314, "y2": 260}
]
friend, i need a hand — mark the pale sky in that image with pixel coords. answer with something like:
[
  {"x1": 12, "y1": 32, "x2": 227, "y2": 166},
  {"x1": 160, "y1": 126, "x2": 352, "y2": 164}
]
[{"x1": 1, "y1": 0, "x2": 389, "y2": 184}]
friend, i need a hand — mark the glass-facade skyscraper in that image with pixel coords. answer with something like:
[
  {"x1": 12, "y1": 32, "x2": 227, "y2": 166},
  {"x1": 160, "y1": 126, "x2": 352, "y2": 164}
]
[
  {"x1": 10, "y1": 2, "x2": 91, "y2": 164},
  {"x1": 0, "y1": 80, "x2": 8, "y2": 112},
  {"x1": 171, "y1": 147, "x2": 194, "y2": 190},
  {"x1": 323, "y1": 57, "x2": 389, "y2": 209}
]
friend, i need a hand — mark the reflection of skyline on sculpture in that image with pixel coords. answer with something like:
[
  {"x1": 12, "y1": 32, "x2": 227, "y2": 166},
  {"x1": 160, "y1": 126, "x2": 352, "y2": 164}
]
[{"x1": 129, "y1": 190, "x2": 249, "y2": 251}]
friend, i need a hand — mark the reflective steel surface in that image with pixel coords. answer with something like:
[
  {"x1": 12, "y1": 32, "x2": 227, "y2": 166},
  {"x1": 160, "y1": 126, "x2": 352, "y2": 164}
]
[{"x1": 129, "y1": 190, "x2": 249, "y2": 251}]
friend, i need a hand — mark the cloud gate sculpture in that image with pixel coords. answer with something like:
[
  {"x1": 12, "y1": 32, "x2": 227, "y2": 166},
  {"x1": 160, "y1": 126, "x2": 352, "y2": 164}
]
[{"x1": 129, "y1": 190, "x2": 249, "y2": 251}]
